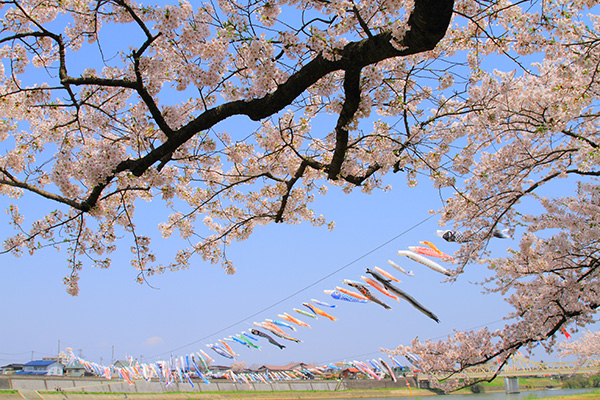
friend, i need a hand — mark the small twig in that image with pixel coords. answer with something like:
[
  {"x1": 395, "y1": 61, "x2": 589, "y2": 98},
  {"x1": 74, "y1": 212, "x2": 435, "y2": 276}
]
[{"x1": 352, "y1": 5, "x2": 373, "y2": 38}]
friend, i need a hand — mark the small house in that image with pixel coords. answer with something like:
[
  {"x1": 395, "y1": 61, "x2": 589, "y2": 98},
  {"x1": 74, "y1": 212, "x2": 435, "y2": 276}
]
[
  {"x1": 1, "y1": 364, "x2": 23, "y2": 375},
  {"x1": 64, "y1": 361, "x2": 87, "y2": 377},
  {"x1": 340, "y1": 367, "x2": 360, "y2": 379},
  {"x1": 256, "y1": 362, "x2": 314, "y2": 372},
  {"x1": 112, "y1": 360, "x2": 133, "y2": 370}
]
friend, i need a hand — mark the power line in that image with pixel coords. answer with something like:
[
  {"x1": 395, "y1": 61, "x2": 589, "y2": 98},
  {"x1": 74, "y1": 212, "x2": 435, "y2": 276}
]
[
  {"x1": 147, "y1": 214, "x2": 435, "y2": 360},
  {"x1": 0, "y1": 351, "x2": 32, "y2": 356}
]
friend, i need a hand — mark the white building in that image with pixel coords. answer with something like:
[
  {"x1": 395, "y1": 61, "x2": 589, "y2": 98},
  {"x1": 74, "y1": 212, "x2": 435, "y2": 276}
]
[{"x1": 16, "y1": 360, "x2": 64, "y2": 376}]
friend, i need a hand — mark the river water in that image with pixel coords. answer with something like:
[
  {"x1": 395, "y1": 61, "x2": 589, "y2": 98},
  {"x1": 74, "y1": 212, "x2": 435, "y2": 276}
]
[{"x1": 331, "y1": 388, "x2": 597, "y2": 400}]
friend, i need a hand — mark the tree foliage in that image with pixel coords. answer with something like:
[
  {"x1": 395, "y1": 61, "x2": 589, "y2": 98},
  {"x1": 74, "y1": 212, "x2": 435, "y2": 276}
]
[{"x1": 0, "y1": 0, "x2": 599, "y2": 387}]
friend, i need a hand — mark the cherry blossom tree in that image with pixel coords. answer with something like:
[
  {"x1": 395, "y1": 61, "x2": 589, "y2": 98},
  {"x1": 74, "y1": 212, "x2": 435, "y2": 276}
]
[
  {"x1": 230, "y1": 361, "x2": 248, "y2": 373},
  {"x1": 1, "y1": 0, "x2": 600, "y2": 388},
  {"x1": 385, "y1": 0, "x2": 600, "y2": 388},
  {"x1": 559, "y1": 330, "x2": 600, "y2": 373},
  {"x1": 0, "y1": 0, "x2": 453, "y2": 289}
]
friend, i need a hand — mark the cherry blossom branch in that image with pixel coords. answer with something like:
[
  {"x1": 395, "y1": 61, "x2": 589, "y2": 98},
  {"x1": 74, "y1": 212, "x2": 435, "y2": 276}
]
[
  {"x1": 161, "y1": 171, "x2": 283, "y2": 230},
  {"x1": 13, "y1": 0, "x2": 450, "y2": 217},
  {"x1": 275, "y1": 160, "x2": 308, "y2": 222},
  {"x1": 328, "y1": 68, "x2": 362, "y2": 180},
  {"x1": 113, "y1": 0, "x2": 154, "y2": 40},
  {"x1": 0, "y1": 210, "x2": 83, "y2": 255},
  {"x1": 563, "y1": 129, "x2": 599, "y2": 148},
  {"x1": 351, "y1": 4, "x2": 373, "y2": 39},
  {"x1": 0, "y1": 168, "x2": 82, "y2": 209},
  {"x1": 342, "y1": 164, "x2": 383, "y2": 185},
  {"x1": 453, "y1": 5, "x2": 535, "y2": 75},
  {"x1": 4, "y1": 0, "x2": 451, "y2": 220},
  {"x1": 0, "y1": 31, "x2": 51, "y2": 44},
  {"x1": 116, "y1": 0, "x2": 454, "y2": 178}
]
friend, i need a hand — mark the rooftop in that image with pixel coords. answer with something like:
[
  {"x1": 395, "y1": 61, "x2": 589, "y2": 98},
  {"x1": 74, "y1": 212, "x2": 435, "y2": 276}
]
[
  {"x1": 14, "y1": 370, "x2": 48, "y2": 375},
  {"x1": 1, "y1": 363, "x2": 23, "y2": 369},
  {"x1": 24, "y1": 360, "x2": 60, "y2": 367},
  {"x1": 257, "y1": 362, "x2": 315, "y2": 371}
]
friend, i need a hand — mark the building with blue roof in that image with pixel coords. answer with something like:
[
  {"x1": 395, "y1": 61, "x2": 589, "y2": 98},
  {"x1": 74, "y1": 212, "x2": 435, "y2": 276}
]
[{"x1": 14, "y1": 360, "x2": 64, "y2": 376}]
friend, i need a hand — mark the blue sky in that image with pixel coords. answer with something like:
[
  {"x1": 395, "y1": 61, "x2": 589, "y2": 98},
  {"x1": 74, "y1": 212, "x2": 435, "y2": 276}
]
[{"x1": 0, "y1": 171, "x2": 522, "y2": 368}]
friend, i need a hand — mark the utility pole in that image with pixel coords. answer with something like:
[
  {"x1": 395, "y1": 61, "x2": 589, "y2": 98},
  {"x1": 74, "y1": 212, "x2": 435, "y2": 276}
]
[
  {"x1": 31, "y1": 351, "x2": 34, "y2": 361},
  {"x1": 57, "y1": 339, "x2": 60, "y2": 357},
  {"x1": 111, "y1": 345, "x2": 115, "y2": 364}
]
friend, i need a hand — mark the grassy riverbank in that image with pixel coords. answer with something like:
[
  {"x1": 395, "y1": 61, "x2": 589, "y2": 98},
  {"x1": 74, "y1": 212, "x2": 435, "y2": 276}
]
[
  {"x1": 474, "y1": 376, "x2": 561, "y2": 392},
  {"x1": 1, "y1": 375, "x2": 595, "y2": 399},
  {"x1": 0, "y1": 388, "x2": 433, "y2": 400},
  {"x1": 539, "y1": 391, "x2": 600, "y2": 400},
  {"x1": 2, "y1": 387, "x2": 598, "y2": 400},
  {"x1": 2, "y1": 387, "x2": 597, "y2": 400}
]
